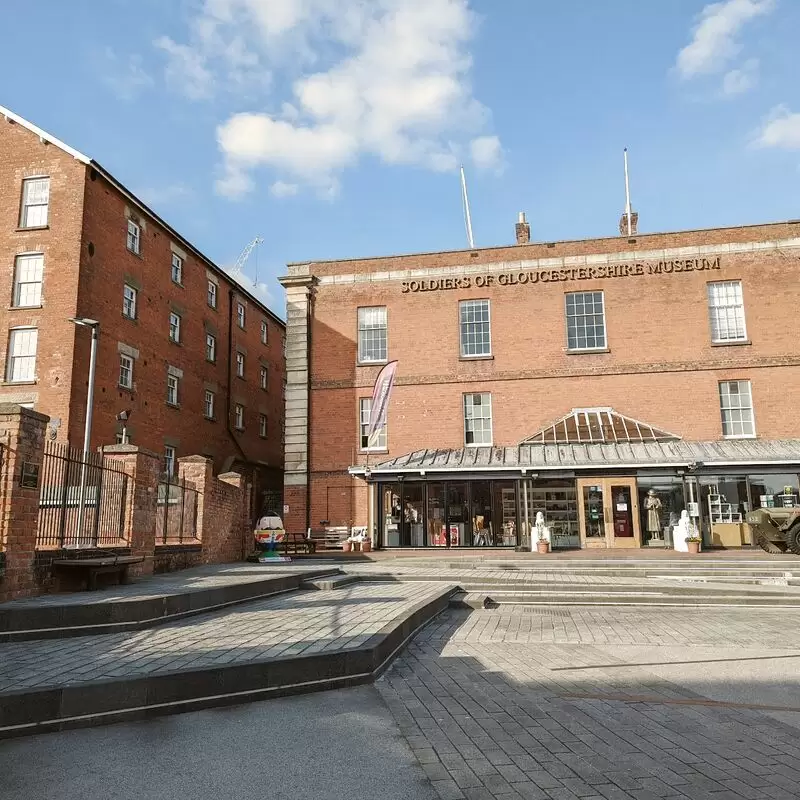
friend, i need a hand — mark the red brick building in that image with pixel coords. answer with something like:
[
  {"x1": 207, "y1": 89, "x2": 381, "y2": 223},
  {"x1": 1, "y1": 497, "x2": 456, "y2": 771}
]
[
  {"x1": 281, "y1": 214, "x2": 800, "y2": 551},
  {"x1": 0, "y1": 105, "x2": 284, "y2": 513}
]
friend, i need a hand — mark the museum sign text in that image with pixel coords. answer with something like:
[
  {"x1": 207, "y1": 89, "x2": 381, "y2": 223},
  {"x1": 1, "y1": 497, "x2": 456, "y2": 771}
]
[{"x1": 400, "y1": 256, "x2": 721, "y2": 293}]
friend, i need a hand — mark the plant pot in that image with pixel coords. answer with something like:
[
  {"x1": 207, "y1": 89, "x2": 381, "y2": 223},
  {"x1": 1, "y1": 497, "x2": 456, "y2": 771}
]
[
  {"x1": 536, "y1": 541, "x2": 549, "y2": 554},
  {"x1": 361, "y1": 540, "x2": 372, "y2": 553},
  {"x1": 342, "y1": 541, "x2": 352, "y2": 553},
  {"x1": 687, "y1": 541, "x2": 701, "y2": 555}
]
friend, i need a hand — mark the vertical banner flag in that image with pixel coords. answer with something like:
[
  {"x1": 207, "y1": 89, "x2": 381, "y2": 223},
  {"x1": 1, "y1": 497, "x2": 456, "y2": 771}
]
[{"x1": 367, "y1": 360, "x2": 398, "y2": 442}]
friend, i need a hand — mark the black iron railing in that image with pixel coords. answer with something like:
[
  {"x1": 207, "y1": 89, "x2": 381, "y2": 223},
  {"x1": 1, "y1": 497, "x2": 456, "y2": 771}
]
[
  {"x1": 37, "y1": 442, "x2": 129, "y2": 548},
  {"x1": 156, "y1": 475, "x2": 200, "y2": 545}
]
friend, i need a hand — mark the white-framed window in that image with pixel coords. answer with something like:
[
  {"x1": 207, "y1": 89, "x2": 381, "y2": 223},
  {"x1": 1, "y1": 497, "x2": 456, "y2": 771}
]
[
  {"x1": 260, "y1": 365, "x2": 268, "y2": 390},
  {"x1": 171, "y1": 252, "x2": 183, "y2": 284},
  {"x1": 261, "y1": 320, "x2": 268, "y2": 344},
  {"x1": 164, "y1": 445, "x2": 176, "y2": 477},
  {"x1": 719, "y1": 380, "x2": 755, "y2": 438},
  {"x1": 13, "y1": 254, "x2": 44, "y2": 307},
  {"x1": 123, "y1": 284, "x2": 137, "y2": 319},
  {"x1": 565, "y1": 291, "x2": 606, "y2": 351},
  {"x1": 169, "y1": 312, "x2": 181, "y2": 343},
  {"x1": 234, "y1": 403, "x2": 245, "y2": 430},
  {"x1": 236, "y1": 351, "x2": 245, "y2": 378},
  {"x1": 236, "y1": 302, "x2": 245, "y2": 329},
  {"x1": 708, "y1": 281, "x2": 747, "y2": 343},
  {"x1": 207, "y1": 280, "x2": 218, "y2": 309},
  {"x1": 167, "y1": 374, "x2": 179, "y2": 406},
  {"x1": 20, "y1": 177, "x2": 49, "y2": 228},
  {"x1": 259, "y1": 414, "x2": 268, "y2": 438},
  {"x1": 357, "y1": 306, "x2": 387, "y2": 363},
  {"x1": 464, "y1": 392, "x2": 492, "y2": 446},
  {"x1": 119, "y1": 354, "x2": 134, "y2": 389},
  {"x1": 204, "y1": 390, "x2": 215, "y2": 419},
  {"x1": 206, "y1": 332, "x2": 216, "y2": 362},
  {"x1": 127, "y1": 219, "x2": 141, "y2": 255},
  {"x1": 459, "y1": 299, "x2": 491, "y2": 357},
  {"x1": 6, "y1": 328, "x2": 38, "y2": 383},
  {"x1": 359, "y1": 397, "x2": 387, "y2": 450}
]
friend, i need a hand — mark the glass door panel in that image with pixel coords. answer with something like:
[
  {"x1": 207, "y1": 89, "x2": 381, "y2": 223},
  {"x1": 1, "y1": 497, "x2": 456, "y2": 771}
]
[
  {"x1": 580, "y1": 482, "x2": 606, "y2": 547},
  {"x1": 402, "y1": 483, "x2": 425, "y2": 547},
  {"x1": 447, "y1": 483, "x2": 469, "y2": 547},
  {"x1": 427, "y1": 483, "x2": 446, "y2": 547}
]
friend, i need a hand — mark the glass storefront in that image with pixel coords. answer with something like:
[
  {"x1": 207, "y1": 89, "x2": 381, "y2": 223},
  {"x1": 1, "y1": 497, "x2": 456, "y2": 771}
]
[
  {"x1": 375, "y1": 471, "x2": 800, "y2": 549},
  {"x1": 636, "y1": 476, "x2": 686, "y2": 547}
]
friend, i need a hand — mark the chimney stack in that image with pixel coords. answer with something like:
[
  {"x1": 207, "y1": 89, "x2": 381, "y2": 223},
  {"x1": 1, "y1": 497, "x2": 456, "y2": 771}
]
[{"x1": 515, "y1": 211, "x2": 530, "y2": 245}]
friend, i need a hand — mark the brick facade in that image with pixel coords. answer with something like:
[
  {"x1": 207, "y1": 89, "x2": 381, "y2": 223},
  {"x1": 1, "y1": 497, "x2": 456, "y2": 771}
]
[
  {"x1": 0, "y1": 107, "x2": 284, "y2": 517},
  {"x1": 281, "y1": 219, "x2": 800, "y2": 536}
]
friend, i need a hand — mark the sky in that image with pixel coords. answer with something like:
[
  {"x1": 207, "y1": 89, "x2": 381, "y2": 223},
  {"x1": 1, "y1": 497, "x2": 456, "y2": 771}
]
[{"x1": 2, "y1": 0, "x2": 800, "y2": 316}]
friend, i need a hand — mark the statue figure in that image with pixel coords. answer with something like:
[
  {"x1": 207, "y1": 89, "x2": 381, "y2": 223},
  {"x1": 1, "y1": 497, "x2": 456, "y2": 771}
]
[
  {"x1": 531, "y1": 511, "x2": 551, "y2": 552},
  {"x1": 673, "y1": 510, "x2": 692, "y2": 552},
  {"x1": 644, "y1": 489, "x2": 663, "y2": 541}
]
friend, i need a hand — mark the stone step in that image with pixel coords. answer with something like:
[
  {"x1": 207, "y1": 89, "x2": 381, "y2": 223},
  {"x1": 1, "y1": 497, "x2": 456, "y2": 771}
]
[
  {"x1": 0, "y1": 567, "x2": 337, "y2": 642},
  {"x1": 301, "y1": 573, "x2": 361, "y2": 591},
  {"x1": 450, "y1": 590, "x2": 800, "y2": 609}
]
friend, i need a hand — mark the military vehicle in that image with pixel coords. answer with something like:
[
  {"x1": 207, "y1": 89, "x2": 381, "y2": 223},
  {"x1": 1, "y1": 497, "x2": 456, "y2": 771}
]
[{"x1": 745, "y1": 507, "x2": 800, "y2": 554}]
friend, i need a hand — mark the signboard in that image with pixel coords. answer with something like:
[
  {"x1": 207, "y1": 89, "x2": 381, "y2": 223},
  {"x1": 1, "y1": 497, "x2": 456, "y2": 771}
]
[
  {"x1": 367, "y1": 360, "x2": 398, "y2": 441},
  {"x1": 20, "y1": 462, "x2": 39, "y2": 489}
]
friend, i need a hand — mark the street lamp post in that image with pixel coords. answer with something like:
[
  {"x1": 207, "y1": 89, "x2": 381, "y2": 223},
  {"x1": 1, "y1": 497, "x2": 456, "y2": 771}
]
[{"x1": 70, "y1": 318, "x2": 100, "y2": 548}]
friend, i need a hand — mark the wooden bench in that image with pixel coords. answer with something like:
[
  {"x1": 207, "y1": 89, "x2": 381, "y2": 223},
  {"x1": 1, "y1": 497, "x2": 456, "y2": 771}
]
[
  {"x1": 307, "y1": 526, "x2": 351, "y2": 551},
  {"x1": 52, "y1": 555, "x2": 145, "y2": 591}
]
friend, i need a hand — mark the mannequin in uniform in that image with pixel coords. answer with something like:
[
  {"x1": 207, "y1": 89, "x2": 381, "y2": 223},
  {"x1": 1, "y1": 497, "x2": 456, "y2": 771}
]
[{"x1": 644, "y1": 489, "x2": 663, "y2": 542}]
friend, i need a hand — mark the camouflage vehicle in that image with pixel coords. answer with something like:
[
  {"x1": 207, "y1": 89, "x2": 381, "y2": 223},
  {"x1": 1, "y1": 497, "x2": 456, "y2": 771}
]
[{"x1": 745, "y1": 507, "x2": 800, "y2": 554}]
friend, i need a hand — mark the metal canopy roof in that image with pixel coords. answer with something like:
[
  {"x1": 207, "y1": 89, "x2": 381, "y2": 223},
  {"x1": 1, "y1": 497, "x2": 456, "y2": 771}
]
[
  {"x1": 521, "y1": 407, "x2": 680, "y2": 445},
  {"x1": 352, "y1": 439, "x2": 800, "y2": 478}
]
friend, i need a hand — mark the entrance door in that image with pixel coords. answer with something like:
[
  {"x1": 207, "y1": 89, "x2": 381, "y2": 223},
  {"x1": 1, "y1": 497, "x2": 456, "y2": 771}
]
[{"x1": 577, "y1": 478, "x2": 642, "y2": 548}]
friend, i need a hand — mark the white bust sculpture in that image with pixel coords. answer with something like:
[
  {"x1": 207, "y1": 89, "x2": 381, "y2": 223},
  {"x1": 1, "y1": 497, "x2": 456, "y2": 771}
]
[
  {"x1": 531, "y1": 511, "x2": 551, "y2": 551},
  {"x1": 673, "y1": 510, "x2": 692, "y2": 552}
]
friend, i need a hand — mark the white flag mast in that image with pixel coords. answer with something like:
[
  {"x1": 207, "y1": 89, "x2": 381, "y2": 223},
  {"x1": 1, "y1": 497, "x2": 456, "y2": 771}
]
[
  {"x1": 460, "y1": 164, "x2": 475, "y2": 249},
  {"x1": 623, "y1": 148, "x2": 632, "y2": 237}
]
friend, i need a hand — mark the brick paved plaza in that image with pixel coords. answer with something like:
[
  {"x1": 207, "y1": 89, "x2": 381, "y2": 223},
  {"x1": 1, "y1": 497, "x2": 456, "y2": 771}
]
[{"x1": 379, "y1": 606, "x2": 800, "y2": 800}]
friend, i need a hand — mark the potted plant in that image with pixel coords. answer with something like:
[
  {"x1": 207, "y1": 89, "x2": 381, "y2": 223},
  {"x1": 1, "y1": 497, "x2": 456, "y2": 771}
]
[
  {"x1": 361, "y1": 538, "x2": 372, "y2": 553},
  {"x1": 684, "y1": 535, "x2": 702, "y2": 555},
  {"x1": 342, "y1": 540, "x2": 352, "y2": 553},
  {"x1": 536, "y1": 535, "x2": 550, "y2": 554}
]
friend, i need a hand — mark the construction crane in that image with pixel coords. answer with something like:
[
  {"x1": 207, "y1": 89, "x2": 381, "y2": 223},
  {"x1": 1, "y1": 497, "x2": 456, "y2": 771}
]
[{"x1": 231, "y1": 236, "x2": 264, "y2": 283}]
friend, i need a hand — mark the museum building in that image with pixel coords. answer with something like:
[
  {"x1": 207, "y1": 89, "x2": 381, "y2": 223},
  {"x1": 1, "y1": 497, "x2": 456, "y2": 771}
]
[{"x1": 279, "y1": 215, "x2": 800, "y2": 551}]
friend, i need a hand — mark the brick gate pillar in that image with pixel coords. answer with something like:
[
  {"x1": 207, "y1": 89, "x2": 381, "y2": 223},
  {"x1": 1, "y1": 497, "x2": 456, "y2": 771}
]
[
  {"x1": 103, "y1": 445, "x2": 161, "y2": 577},
  {"x1": 0, "y1": 405, "x2": 49, "y2": 601}
]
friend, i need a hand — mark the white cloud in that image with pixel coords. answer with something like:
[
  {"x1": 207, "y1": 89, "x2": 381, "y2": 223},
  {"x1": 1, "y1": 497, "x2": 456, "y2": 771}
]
[
  {"x1": 756, "y1": 105, "x2": 800, "y2": 149},
  {"x1": 270, "y1": 180, "x2": 299, "y2": 197},
  {"x1": 160, "y1": 0, "x2": 501, "y2": 195},
  {"x1": 721, "y1": 57, "x2": 759, "y2": 94},
  {"x1": 470, "y1": 135, "x2": 504, "y2": 173},
  {"x1": 101, "y1": 48, "x2": 154, "y2": 100},
  {"x1": 138, "y1": 183, "x2": 194, "y2": 207},
  {"x1": 155, "y1": 36, "x2": 215, "y2": 99},
  {"x1": 675, "y1": 0, "x2": 774, "y2": 79}
]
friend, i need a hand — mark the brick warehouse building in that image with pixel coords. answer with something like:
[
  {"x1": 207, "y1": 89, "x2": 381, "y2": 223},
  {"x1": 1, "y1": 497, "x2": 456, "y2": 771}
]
[
  {"x1": 0, "y1": 105, "x2": 285, "y2": 512},
  {"x1": 281, "y1": 215, "x2": 800, "y2": 552}
]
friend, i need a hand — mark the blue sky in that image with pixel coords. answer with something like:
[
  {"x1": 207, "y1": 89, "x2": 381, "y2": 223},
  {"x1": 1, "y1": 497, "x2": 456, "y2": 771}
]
[{"x1": 2, "y1": 0, "x2": 800, "y2": 315}]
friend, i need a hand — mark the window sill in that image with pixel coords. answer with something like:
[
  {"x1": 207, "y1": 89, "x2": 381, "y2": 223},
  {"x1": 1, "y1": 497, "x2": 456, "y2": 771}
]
[
  {"x1": 127, "y1": 247, "x2": 143, "y2": 259},
  {"x1": 565, "y1": 348, "x2": 610, "y2": 355},
  {"x1": 169, "y1": 339, "x2": 183, "y2": 347},
  {"x1": 166, "y1": 402, "x2": 180, "y2": 409},
  {"x1": 722, "y1": 434, "x2": 757, "y2": 440},
  {"x1": 206, "y1": 359, "x2": 217, "y2": 365},
  {"x1": 171, "y1": 280, "x2": 184, "y2": 289},
  {"x1": 236, "y1": 375, "x2": 246, "y2": 381},
  {"x1": 465, "y1": 443, "x2": 492, "y2": 448},
  {"x1": 459, "y1": 354, "x2": 494, "y2": 362},
  {"x1": 204, "y1": 415, "x2": 216, "y2": 422},
  {"x1": 357, "y1": 360, "x2": 388, "y2": 367},
  {"x1": 360, "y1": 448, "x2": 389, "y2": 455},
  {"x1": 258, "y1": 435, "x2": 268, "y2": 440},
  {"x1": 7, "y1": 305, "x2": 43, "y2": 311},
  {"x1": 234, "y1": 427, "x2": 245, "y2": 432},
  {"x1": 16, "y1": 226, "x2": 49, "y2": 233},
  {"x1": 122, "y1": 314, "x2": 138, "y2": 323},
  {"x1": 2, "y1": 380, "x2": 37, "y2": 387},
  {"x1": 208, "y1": 304, "x2": 218, "y2": 312},
  {"x1": 118, "y1": 384, "x2": 134, "y2": 392},
  {"x1": 711, "y1": 339, "x2": 751, "y2": 347}
]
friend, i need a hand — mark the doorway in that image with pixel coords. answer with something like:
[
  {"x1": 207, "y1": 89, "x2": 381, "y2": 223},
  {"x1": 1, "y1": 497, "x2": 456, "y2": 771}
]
[{"x1": 577, "y1": 477, "x2": 642, "y2": 548}]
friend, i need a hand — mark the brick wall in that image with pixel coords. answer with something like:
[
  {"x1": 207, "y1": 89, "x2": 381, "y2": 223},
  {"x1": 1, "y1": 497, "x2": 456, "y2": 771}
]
[{"x1": 287, "y1": 224, "x2": 800, "y2": 532}]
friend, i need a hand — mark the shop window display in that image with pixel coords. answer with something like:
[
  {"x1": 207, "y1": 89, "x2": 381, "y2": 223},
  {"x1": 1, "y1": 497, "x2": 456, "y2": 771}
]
[
  {"x1": 637, "y1": 477, "x2": 685, "y2": 547},
  {"x1": 749, "y1": 474, "x2": 800, "y2": 510},
  {"x1": 698, "y1": 476, "x2": 749, "y2": 548},
  {"x1": 427, "y1": 483, "x2": 446, "y2": 547}
]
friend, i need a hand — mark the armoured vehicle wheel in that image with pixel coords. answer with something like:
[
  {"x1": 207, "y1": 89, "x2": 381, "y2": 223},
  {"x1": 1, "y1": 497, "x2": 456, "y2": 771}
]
[
  {"x1": 757, "y1": 532, "x2": 787, "y2": 554},
  {"x1": 784, "y1": 524, "x2": 800, "y2": 555}
]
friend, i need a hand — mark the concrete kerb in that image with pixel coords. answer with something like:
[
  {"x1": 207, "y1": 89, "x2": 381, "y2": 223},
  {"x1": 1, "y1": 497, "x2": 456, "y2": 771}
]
[
  {"x1": 0, "y1": 568, "x2": 340, "y2": 642},
  {"x1": 0, "y1": 584, "x2": 459, "y2": 739}
]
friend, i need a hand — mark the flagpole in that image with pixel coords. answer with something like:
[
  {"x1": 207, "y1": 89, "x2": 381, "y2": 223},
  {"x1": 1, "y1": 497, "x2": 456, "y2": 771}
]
[{"x1": 623, "y1": 148, "x2": 632, "y2": 237}]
